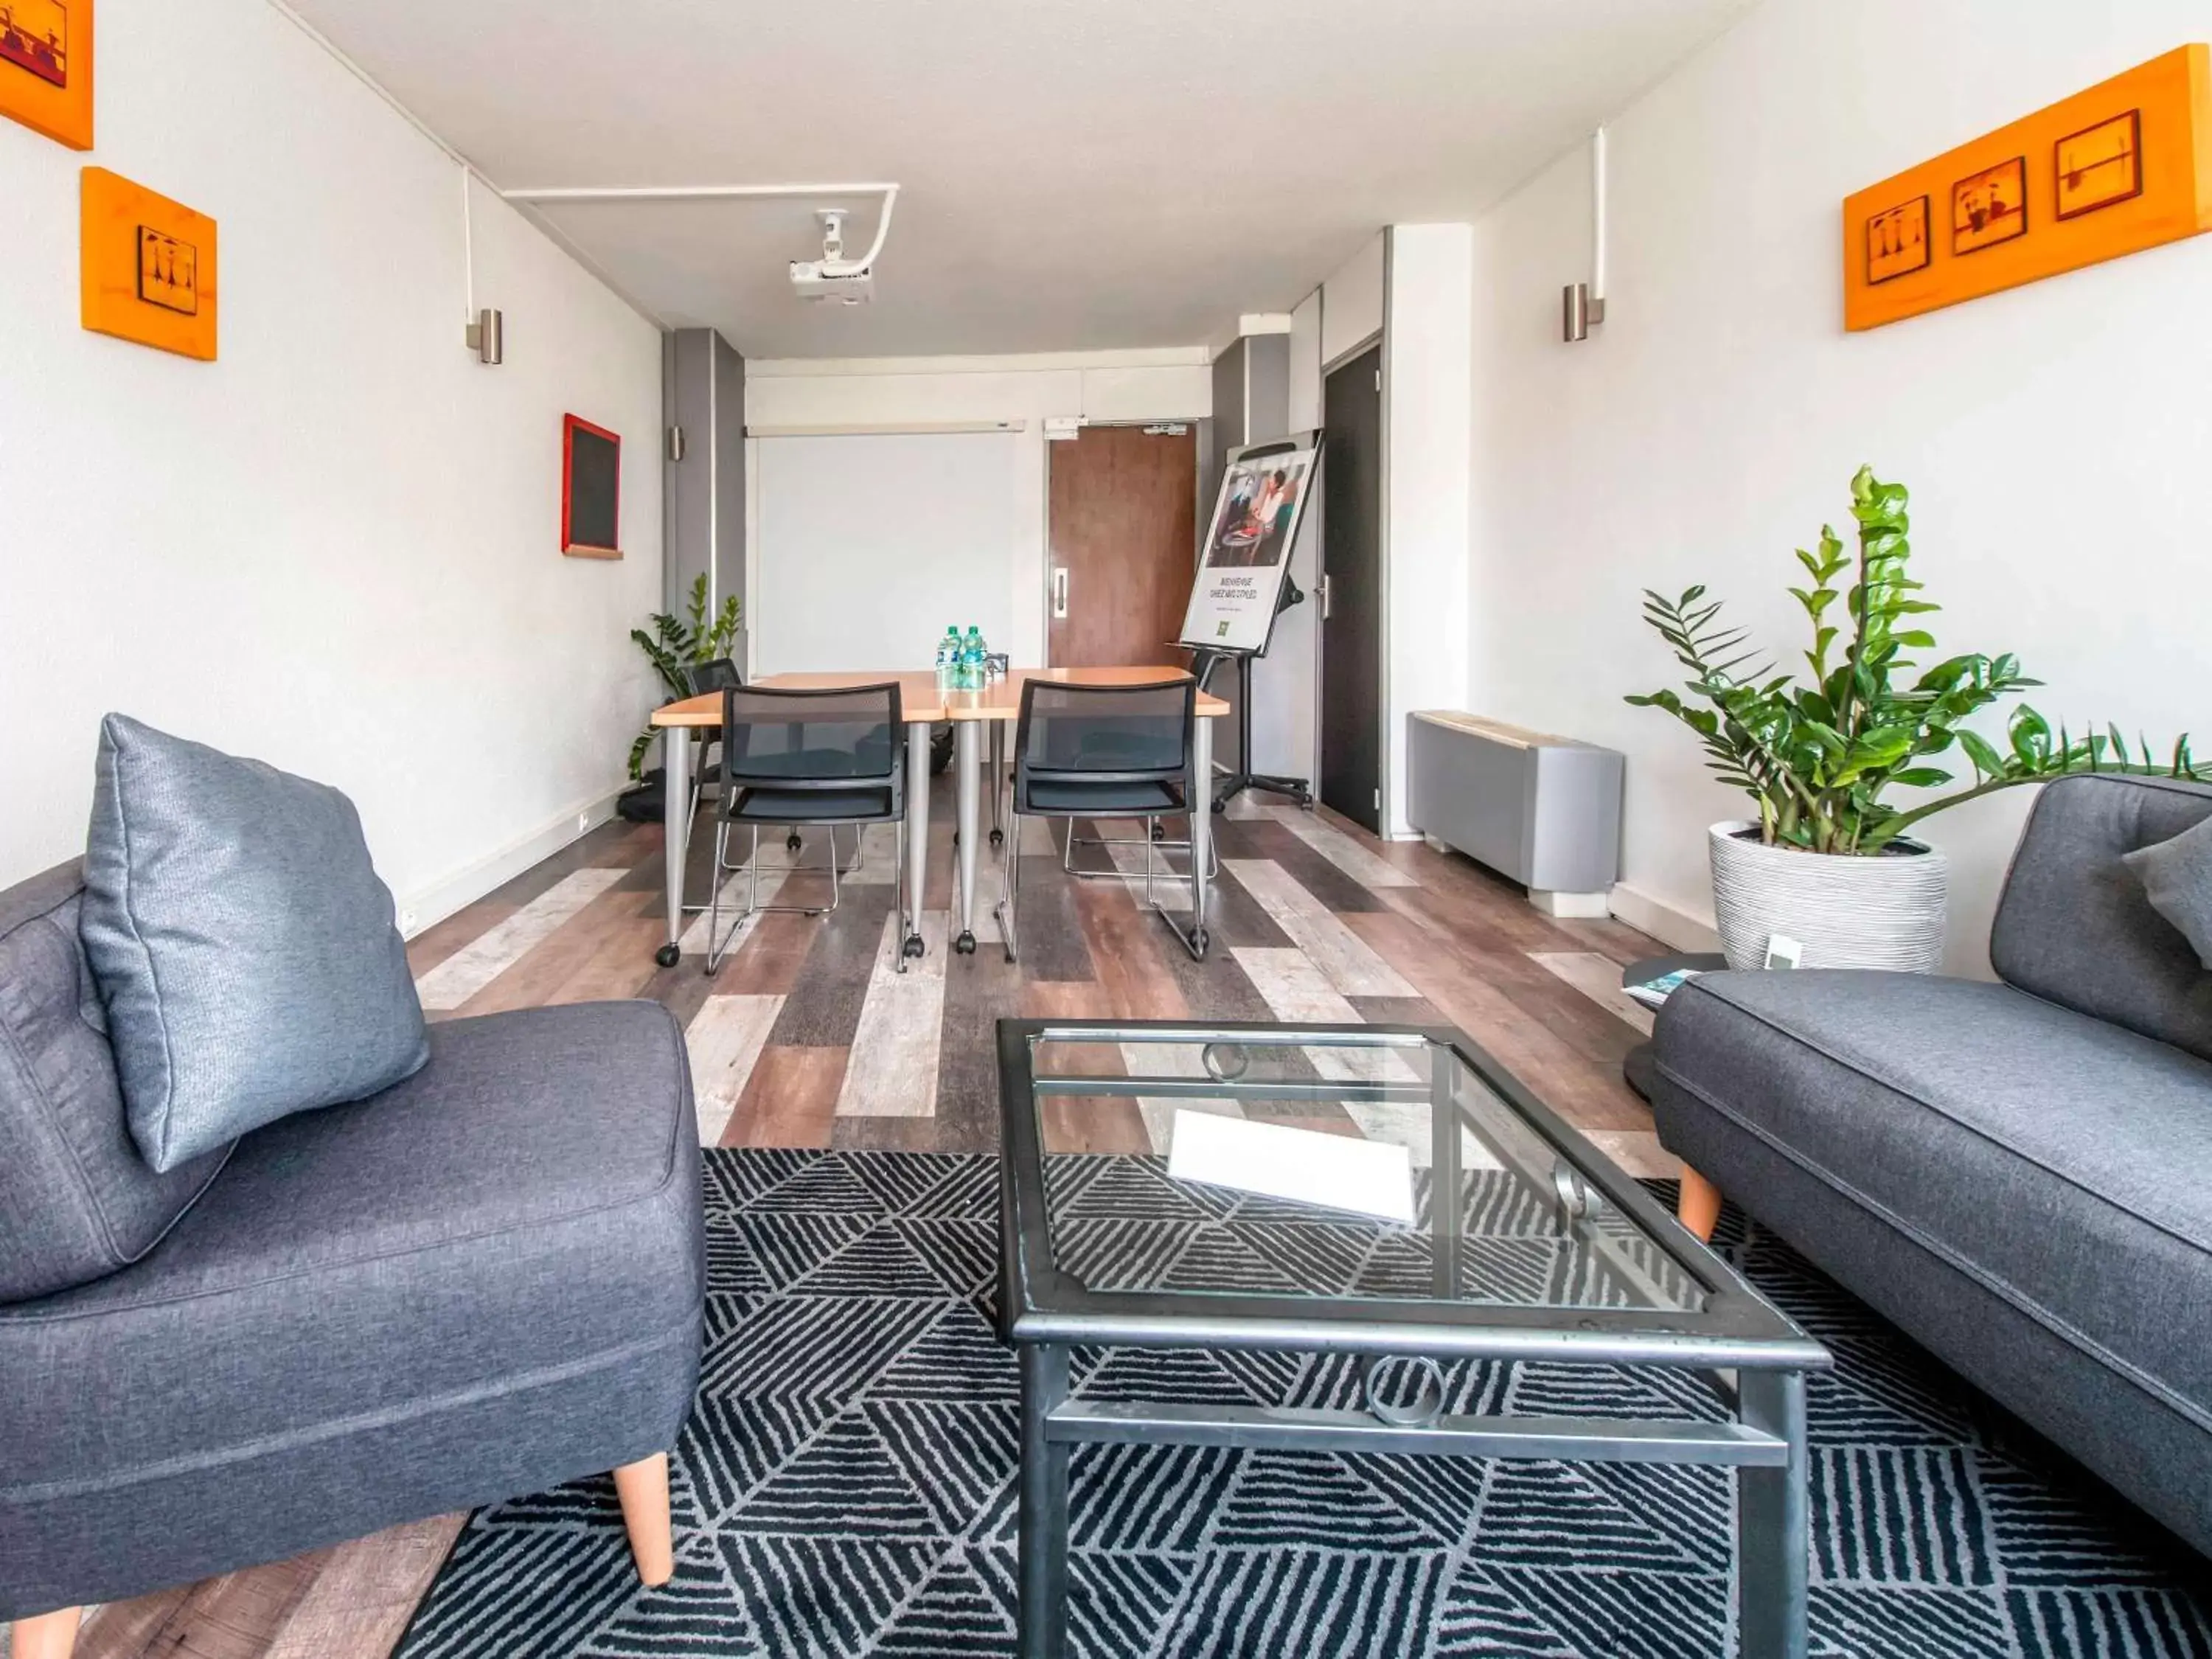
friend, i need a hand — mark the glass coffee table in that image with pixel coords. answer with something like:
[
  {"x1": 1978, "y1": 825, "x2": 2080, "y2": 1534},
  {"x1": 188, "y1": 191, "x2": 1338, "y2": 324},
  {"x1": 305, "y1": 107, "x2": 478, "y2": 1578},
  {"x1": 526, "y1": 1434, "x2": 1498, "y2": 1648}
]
[{"x1": 995, "y1": 1019, "x2": 1829, "y2": 1659}]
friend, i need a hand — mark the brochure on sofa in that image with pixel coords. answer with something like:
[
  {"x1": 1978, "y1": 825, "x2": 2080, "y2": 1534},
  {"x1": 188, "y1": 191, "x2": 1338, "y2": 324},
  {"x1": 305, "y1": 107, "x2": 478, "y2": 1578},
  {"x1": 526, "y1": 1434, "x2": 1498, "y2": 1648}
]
[{"x1": 1625, "y1": 968, "x2": 1704, "y2": 1009}]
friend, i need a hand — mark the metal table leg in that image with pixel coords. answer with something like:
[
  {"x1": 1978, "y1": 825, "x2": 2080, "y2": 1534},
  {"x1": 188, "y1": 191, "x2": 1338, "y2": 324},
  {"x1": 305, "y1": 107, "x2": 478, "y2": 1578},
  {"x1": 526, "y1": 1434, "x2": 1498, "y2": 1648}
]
[
  {"x1": 1736, "y1": 1368, "x2": 1809, "y2": 1659},
  {"x1": 901, "y1": 720, "x2": 929, "y2": 967},
  {"x1": 990, "y1": 720, "x2": 1006, "y2": 849},
  {"x1": 1018, "y1": 1343, "x2": 1071, "y2": 1659},
  {"x1": 1189, "y1": 712, "x2": 1213, "y2": 955},
  {"x1": 953, "y1": 720, "x2": 981, "y2": 956},
  {"x1": 655, "y1": 726, "x2": 694, "y2": 967}
]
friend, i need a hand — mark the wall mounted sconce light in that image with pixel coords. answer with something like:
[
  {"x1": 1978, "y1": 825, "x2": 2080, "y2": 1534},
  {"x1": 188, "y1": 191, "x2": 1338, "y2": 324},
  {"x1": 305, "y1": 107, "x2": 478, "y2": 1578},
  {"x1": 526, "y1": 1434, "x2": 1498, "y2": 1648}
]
[
  {"x1": 466, "y1": 307, "x2": 504, "y2": 365},
  {"x1": 1562, "y1": 128, "x2": 1610, "y2": 343}
]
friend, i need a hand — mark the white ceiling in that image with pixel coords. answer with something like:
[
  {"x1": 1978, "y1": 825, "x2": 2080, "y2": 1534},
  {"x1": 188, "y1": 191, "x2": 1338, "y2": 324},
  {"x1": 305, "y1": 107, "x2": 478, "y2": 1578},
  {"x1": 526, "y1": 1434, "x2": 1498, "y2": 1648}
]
[{"x1": 285, "y1": 0, "x2": 1758, "y2": 358}]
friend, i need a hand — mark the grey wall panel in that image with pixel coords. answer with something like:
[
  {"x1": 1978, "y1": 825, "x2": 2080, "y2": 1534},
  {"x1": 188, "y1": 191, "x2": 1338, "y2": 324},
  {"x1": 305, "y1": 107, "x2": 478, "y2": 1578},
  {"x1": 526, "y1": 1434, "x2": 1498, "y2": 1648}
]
[
  {"x1": 1206, "y1": 341, "x2": 1249, "y2": 771},
  {"x1": 665, "y1": 330, "x2": 714, "y2": 614},
  {"x1": 663, "y1": 328, "x2": 746, "y2": 666},
  {"x1": 1245, "y1": 335, "x2": 1290, "y2": 443},
  {"x1": 712, "y1": 332, "x2": 747, "y2": 663}
]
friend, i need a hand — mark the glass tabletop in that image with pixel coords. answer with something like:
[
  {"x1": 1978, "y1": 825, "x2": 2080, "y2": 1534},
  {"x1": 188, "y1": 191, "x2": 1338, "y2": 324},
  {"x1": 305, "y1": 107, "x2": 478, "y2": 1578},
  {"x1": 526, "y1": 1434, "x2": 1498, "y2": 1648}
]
[{"x1": 1022, "y1": 1024, "x2": 1708, "y2": 1317}]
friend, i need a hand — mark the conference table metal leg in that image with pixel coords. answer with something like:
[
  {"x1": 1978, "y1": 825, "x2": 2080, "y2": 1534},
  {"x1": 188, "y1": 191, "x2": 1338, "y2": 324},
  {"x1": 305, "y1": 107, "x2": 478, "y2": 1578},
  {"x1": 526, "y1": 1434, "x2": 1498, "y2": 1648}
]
[
  {"x1": 901, "y1": 720, "x2": 929, "y2": 968},
  {"x1": 1190, "y1": 712, "x2": 1213, "y2": 954},
  {"x1": 989, "y1": 722, "x2": 1006, "y2": 849},
  {"x1": 655, "y1": 726, "x2": 693, "y2": 968},
  {"x1": 953, "y1": 720, "x2": 982, "y2": 956}
]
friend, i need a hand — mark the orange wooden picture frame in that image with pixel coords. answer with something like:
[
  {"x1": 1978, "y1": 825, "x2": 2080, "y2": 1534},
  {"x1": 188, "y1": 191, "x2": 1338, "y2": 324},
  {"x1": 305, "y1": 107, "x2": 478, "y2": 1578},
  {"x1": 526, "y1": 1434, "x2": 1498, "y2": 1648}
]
[
  {"x1": 81, "y1": 167, "x2": 219, "y2": 361},
  {"x1": 1844, "y1": 44, "x2": 2212, "y2": 330},
  {"x1": 0, "y1": 0, "x2": 92, "y2": 149}
]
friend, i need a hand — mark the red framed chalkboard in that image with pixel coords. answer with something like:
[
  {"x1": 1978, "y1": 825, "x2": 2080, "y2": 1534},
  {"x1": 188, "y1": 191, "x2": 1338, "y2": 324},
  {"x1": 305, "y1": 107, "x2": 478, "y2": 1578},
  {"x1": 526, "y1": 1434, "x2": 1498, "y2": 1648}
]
[{"x1": 561, "y1": 414, "x2": 622, "y2": 558}]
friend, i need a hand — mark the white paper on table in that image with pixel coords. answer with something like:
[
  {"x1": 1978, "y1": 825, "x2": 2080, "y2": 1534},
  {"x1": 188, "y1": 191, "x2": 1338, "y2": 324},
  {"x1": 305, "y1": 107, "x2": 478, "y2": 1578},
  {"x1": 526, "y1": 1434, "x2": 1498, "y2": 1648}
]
[{"x1": 1166, "y1": 1109, "x2": 1416, "y2": 1225}]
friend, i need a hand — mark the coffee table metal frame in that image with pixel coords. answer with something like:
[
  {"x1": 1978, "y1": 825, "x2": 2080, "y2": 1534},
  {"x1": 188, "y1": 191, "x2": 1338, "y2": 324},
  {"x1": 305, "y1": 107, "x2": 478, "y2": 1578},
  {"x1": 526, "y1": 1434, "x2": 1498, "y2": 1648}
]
[{"x1": 995, "y1": 1018, "x2": 1830, "y2": 1659}]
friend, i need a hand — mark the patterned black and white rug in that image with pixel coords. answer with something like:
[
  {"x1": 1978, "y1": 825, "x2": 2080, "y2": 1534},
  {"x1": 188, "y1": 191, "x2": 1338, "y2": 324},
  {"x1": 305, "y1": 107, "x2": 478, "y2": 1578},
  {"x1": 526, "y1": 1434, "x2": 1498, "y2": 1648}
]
[{"x1": 394, "y1": 1151, "x2": 2211, "y2": 1658}]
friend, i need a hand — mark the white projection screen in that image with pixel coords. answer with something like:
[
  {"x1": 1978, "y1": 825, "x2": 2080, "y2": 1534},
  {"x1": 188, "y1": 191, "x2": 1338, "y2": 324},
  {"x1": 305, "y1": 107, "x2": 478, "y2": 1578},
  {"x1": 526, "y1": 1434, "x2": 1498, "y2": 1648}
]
[{"x1": 753, "y1": 432, "x2": 1020, "y2": 675}]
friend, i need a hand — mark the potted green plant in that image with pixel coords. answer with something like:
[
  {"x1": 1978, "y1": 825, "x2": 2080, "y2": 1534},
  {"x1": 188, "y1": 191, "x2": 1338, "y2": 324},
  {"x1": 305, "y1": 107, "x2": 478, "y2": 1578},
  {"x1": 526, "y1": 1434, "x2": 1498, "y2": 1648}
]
[
  {"x1": 627, "y1": 574, "x2": 742, "y2": 780},
  {"x1": 1629, "y1": 466, "x2": 2206, "y2": 970}
]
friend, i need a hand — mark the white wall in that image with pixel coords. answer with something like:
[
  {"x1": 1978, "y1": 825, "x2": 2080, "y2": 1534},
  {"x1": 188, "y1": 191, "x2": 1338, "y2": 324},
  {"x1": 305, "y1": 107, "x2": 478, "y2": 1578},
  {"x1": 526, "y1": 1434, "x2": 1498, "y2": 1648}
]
[
  {"x1": 1465, "y1": 0, "x2": 2212, "y2": 971},
  {"x1": 1321, "y1": 235, "x2": 1386, "y2": 369},
  {"x1": 744, "y1": 353, "x2": 1211, "y2": 669},
  {"x1": 1382, "y1": 225, "x2": 1475, "y2": 838},
  {"x1": 0, "y1": 0, "x2": 664, "y2": 926}
]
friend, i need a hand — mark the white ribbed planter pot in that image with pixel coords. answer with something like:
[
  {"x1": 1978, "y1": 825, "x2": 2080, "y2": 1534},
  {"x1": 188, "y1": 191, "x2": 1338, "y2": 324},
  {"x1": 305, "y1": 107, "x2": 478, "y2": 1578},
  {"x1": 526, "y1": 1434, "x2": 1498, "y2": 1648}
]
[{"x1": 1708, "y1": 821, "x2": 1949, "y2": 973}]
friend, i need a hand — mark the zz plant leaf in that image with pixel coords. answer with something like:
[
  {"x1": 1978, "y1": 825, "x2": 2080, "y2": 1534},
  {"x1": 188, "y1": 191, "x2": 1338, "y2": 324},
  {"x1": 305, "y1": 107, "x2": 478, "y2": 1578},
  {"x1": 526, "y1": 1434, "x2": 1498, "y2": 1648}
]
[
  {"x1": 1626, "y1": 467, "x2": 2208, "y2": 855},
  {"x1": 627, "y1": 573, "x2": 743, "y2": 780}
]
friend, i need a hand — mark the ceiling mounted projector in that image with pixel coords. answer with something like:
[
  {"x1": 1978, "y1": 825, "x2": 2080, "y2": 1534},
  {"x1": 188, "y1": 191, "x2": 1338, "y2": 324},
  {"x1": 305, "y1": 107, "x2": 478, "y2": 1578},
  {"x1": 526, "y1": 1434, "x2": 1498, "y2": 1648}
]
[{"x1": 790, "y1": 209, "x2": 874, "y2": 305}]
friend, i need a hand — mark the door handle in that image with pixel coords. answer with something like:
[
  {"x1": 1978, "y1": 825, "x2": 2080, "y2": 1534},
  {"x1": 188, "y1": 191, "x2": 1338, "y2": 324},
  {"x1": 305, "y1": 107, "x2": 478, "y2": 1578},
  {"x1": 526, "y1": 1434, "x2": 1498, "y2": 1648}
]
[
  {"x1": 1052, "y1": 566, "x2": 1070, "y2": 619},
  {"x1": 1318, "y1": 573, "x2": 1333, "y2": 620}
]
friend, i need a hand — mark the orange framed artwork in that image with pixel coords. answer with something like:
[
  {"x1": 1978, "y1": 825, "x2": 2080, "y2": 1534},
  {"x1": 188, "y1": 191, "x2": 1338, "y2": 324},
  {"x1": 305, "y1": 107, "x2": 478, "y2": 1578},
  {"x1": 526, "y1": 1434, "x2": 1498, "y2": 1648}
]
[
  {"x1": 1843, "y1": 44, "x2": 2212, "y2": 330},
  {"x1": 0, "y1": 0, "x2": 92, "y2": 149},
  {"x1": 81, "y1": 167, "x2": 218, "y2": 361}
]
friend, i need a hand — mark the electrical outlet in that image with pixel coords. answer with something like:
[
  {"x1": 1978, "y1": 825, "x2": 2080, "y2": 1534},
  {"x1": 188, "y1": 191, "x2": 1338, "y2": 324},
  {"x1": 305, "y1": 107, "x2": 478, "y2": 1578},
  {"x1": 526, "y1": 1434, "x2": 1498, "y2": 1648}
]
[{"x1": 577, "y1": 811, "x2": 591, "y2": 833}]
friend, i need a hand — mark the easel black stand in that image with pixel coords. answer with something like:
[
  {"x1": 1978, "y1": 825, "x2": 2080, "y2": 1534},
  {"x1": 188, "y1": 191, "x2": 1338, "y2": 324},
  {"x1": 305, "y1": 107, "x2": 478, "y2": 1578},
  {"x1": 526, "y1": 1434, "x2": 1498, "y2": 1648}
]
[{"x1": 1192, "y1": 577, "x2": 1313, "y2": 814}]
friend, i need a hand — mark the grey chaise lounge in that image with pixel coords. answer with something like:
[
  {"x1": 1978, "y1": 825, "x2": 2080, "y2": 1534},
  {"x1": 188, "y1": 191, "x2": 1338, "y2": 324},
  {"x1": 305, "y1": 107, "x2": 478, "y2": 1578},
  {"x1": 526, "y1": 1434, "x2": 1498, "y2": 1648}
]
[
  {"x1": 1649, "y1": 773, "x2": 2212, "y2": 1558},
  {"x1": 0, "y1": 861, "x2": 706, "y2": 1658}
]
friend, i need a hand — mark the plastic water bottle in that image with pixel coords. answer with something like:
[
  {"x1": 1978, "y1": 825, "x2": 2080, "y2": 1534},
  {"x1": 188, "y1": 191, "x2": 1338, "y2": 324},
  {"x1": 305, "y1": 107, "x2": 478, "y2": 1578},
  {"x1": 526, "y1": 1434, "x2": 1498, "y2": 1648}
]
[
  {"x1": 961, "y1": 627, "x2": 985, "y2": 690},
  {"x1": 936, "y1": 626, "x2": 960, "y2": 689}
]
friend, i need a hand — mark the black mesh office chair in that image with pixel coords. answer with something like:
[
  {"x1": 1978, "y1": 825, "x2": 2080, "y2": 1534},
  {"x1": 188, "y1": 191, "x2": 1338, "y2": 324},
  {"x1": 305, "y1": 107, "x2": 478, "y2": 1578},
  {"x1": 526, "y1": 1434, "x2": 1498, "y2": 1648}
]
[
  {"x1": 705, "y1": 683, "x2": 909, "y2": 974},
  {"x1": 684, "y1": 658, "x2": 744, "y2": 824},
  {"x1": 996, "y1": 678, "x2": 1206, "y2": 963}
]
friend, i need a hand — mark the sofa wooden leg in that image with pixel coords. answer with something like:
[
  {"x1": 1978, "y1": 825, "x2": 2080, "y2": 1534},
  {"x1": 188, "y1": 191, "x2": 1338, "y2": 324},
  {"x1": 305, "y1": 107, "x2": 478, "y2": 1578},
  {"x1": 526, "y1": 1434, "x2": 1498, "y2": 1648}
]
[
  {"x1": 613, "y1": 1453, "x2": 674, "y2": 1587},
  {"x1": 12, "y1": 1607, "x2": 83, "y2": 1659},
  {"x1": 1677, "y1": 1165, "x2": 1723, "y2": 1242}
]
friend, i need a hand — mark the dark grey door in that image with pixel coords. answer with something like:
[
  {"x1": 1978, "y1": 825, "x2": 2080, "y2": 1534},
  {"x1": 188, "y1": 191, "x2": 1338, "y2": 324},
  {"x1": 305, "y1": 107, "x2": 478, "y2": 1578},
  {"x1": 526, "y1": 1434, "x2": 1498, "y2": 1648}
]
[{"x1": 1321, "y1": 344, "x2": 1383, "y2": 832}]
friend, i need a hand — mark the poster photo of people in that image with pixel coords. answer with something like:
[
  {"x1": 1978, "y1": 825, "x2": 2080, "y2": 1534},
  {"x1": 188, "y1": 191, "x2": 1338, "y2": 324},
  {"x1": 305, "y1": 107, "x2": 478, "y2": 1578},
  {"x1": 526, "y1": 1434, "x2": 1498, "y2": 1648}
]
[
  {"x1": 1180, "y1": 431, "x2": 1323, "y2": 655},
  {"x1": 1203, "y1": 452, "x2": 1312, "y2": 570}
]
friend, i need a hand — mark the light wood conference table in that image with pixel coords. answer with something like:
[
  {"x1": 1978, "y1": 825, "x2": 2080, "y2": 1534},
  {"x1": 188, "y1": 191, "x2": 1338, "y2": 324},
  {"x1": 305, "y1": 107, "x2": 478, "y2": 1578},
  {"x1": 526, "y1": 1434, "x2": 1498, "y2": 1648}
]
[{"x1": 648, "y1": 666, "x2": 1229, "y2": 967}]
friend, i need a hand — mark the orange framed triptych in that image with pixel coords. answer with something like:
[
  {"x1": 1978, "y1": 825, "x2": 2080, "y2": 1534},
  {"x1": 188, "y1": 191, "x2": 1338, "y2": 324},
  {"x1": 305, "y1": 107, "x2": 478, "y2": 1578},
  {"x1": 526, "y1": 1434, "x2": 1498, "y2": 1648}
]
[
  {"x1": 0, "y1": 0, "x2": 91, "y2": 148},
  {"x1": 80, "y1": 166, "x2": 219, "y2": 361},
  {"x1": 1845, "y1": 44, "x2": 2212, "y2": 330}
]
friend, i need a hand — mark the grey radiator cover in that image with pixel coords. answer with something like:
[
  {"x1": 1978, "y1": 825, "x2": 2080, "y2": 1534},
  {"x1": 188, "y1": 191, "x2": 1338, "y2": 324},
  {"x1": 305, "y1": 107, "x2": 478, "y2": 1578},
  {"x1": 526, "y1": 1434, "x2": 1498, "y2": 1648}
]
[{"x1": 1405, "y1": 712, "x2": 1623, "y2": 894}]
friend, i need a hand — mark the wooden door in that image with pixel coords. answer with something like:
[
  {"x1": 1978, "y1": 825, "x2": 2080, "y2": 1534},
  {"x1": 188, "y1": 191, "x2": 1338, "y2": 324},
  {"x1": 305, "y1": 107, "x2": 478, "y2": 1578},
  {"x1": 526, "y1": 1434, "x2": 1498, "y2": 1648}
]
[
  {"x1": 1046, "y1": 424, "x2": 1197, "y2": 667},
  {"x1": 1320, "y1": 345, "x2": 1383, "y2": 831}
]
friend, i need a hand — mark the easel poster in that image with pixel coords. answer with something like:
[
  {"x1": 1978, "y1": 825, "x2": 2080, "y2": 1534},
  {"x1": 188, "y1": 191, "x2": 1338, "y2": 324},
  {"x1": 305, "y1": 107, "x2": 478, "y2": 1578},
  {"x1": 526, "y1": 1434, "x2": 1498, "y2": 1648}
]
[{"x1": 1179, "y1": 430, "x2": 1321, "y2": 655}]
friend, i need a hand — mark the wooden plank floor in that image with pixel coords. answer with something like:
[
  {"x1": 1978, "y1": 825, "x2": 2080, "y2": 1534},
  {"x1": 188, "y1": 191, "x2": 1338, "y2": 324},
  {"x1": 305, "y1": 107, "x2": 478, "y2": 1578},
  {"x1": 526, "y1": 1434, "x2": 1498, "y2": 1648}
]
[{"x1": 58, "y1": 792, "x2": 1668, "y2": 1659}]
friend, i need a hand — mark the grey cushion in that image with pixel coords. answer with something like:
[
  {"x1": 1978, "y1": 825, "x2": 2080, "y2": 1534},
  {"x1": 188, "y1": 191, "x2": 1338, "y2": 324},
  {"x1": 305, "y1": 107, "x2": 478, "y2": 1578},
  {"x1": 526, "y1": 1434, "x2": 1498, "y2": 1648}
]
[
  {"x1": 732, "y1": 785, "x2": 898, "y2": 821},
  {"x1": 1990, "y1": 772, "x2": 2212, "y2": 1062},
  {"x1": 80, "y1": 714, "x2": 428, "y2": 1171},
  {"x1": 0, "y1": 862, "x2": 230, "y2": 1302},
  {"x1": 0, "y1": 999, "x2": 704, "y2": 1617},
  {"x1": 1651, "y1": 969, "x2": 2212, "y2": 1552},
  {"x1": 2124, "y1": 810, "x2": 2212, "y2": 970},
  {"x1": 1024, "y1": 779, "x2": 1186, "y2": 815}
]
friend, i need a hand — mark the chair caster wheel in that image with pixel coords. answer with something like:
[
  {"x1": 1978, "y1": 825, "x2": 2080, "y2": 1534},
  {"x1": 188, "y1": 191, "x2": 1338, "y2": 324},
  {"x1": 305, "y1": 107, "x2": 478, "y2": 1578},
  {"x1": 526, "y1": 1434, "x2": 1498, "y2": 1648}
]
[
  {"x1": 1192, "y1": 925, "x2": 1211, "y2": 954},
  {"x1": 954, "y1": 931, "x2": 977, "y2": 956},
  {"x1": 1150, "y1": 822, "x2": 1166, "y2": 841},
  {"x1": 786, "y1": 832, "x2": 803, "y2": 854},
  {"x1": 1211, "y1": 798, "x2": 1227, "y2": 815},
  {"x1": 990, "y1": 828, "x2": 1004, "y2": 848},
  {"x1": 903, "y1": 932, "x2": 926, "y2": 959},
  {"x1": 655, "y1": 944, "x2": 681, "y2": 968}
]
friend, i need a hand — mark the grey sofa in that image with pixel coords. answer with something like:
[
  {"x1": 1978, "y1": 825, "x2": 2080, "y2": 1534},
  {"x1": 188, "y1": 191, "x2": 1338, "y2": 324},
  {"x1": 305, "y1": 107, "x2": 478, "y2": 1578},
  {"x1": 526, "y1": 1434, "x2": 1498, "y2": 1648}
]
[
  {"x1": 0, "y1": 861, "x2": 706, "y2": 1654},
  {"x1": 1651, "y1": 773, "x2": 2212, "y2": 1558}
]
